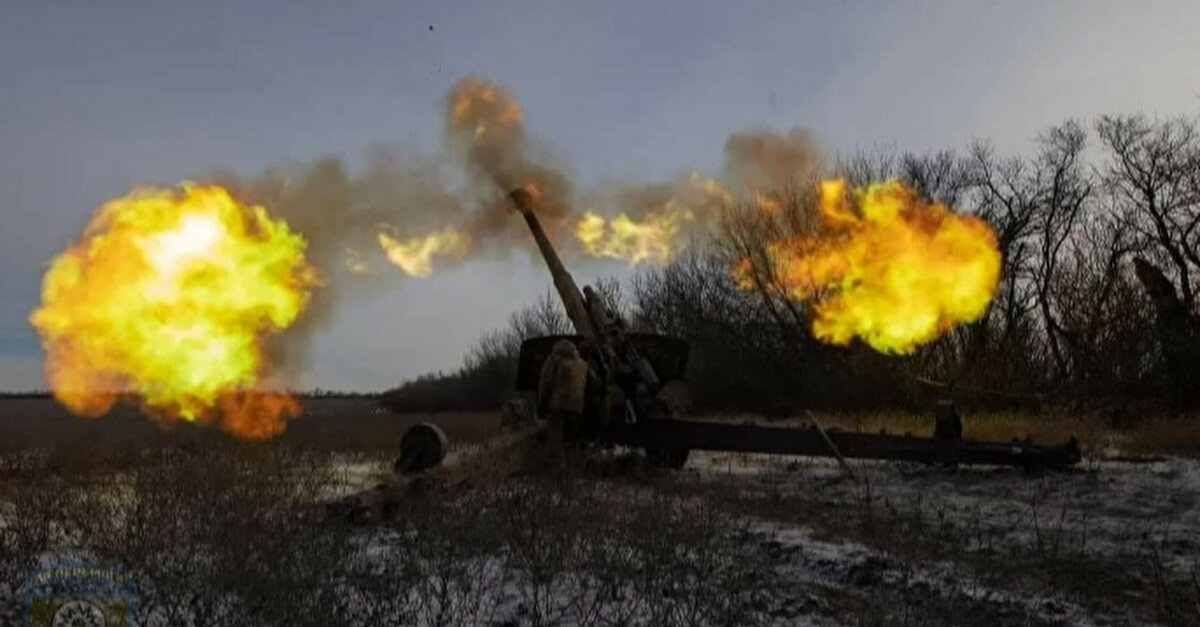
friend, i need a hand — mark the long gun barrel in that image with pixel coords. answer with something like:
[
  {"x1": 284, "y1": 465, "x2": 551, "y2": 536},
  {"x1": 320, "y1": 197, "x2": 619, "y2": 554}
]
[{"x1": 509, "y1": 188, "x2": 596, "y2": 337}]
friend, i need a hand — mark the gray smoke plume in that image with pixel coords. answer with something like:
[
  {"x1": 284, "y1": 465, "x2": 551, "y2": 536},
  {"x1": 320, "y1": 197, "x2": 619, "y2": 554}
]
[
  {"x1": 204, "y1": 75, "x2": 824, "y2": 378},
  {"x1": 442, "y1": 76, "x2": 576, "y2": 249},
  {"x1": 723, "y1": 128, "x2": 824, "y2": 192}
]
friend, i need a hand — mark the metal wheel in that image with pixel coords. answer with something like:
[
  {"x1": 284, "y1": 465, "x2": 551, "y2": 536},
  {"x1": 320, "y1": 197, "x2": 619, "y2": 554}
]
[{"x1": 394, "y1": 423, "x2": 448, "y2": 474}]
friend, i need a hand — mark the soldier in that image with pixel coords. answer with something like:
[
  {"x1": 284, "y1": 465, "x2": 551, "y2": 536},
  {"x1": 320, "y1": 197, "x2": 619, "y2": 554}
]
[{"x1": 537, "y1": 339, "x2": 590, "y2": 443}]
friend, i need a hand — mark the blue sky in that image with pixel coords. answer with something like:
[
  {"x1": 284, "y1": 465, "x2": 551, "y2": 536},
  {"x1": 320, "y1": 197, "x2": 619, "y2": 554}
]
[{"x1": 2, "y1": 0, "x2": 1198, "y2": 390}]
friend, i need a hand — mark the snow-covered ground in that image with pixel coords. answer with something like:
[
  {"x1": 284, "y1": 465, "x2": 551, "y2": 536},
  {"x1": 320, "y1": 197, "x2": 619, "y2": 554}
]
[
  {"x1": 747, "y1": 521, "x2": 1099, "y2": 626},
  {"x1": 691, "y1": 451, "x2": 1200, "y2": 573},
  {"x1": 322, "y1": 449, "x2": 1198, "y2": 624},
  {"x1": 681, "y1": 451, "x2": 1200, "y2": 624}
]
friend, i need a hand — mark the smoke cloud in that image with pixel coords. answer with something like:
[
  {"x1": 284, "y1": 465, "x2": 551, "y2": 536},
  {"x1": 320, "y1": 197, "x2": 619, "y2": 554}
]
[
  {"x1": 723, "y1": 128, "x2": 824, "y2": 193},
  {"x1": 204, "y1": 76, "x2": 824, "y2": 377}
]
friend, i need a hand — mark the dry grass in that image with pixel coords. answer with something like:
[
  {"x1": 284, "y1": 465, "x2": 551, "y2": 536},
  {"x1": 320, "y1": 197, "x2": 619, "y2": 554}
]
[
  {"x1": 0, "y1": 397, "x2": 500, "y2": 456},
  {"x1": 0, "y1": 440, "x2": 785, "y2": 626},
  {"x1": 1120, "y1": 416, "x2": 1200, "y2": 457}
]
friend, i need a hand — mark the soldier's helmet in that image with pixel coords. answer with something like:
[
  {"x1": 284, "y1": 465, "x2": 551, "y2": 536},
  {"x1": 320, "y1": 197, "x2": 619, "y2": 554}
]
[{"x1": 552, "y1": 339, "x2": 579, "y2": 359}]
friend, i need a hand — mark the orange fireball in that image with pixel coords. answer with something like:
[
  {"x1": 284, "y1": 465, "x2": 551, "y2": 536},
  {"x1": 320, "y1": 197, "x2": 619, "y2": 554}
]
[
  {"x1": 29, "y1": 184, "x2": 317, "y2": 438},
  {"x1": 736, "y1": 179, "x2": 1001, "y2": 354}
]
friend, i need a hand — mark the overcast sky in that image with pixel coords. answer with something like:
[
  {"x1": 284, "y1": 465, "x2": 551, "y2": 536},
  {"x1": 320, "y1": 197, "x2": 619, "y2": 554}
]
[{"x1": 2, "y1": 0, "x2": 1198, "y2": 391}]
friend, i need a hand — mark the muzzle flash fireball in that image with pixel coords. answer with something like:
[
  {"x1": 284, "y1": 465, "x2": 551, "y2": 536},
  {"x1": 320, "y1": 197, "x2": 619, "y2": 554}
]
[
  {"x1": 29, "y1": 184, "x2": 318, "y2": 439},
  {"x1": 735, "y1": 179, "x2": 1002, "y2": 354}
]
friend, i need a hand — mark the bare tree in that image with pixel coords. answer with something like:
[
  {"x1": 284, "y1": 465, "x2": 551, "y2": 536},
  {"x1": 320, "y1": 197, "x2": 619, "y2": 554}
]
[
  {"x1": 958, "y1": 142, "x2": 1043, "y2": 386},
  {"x1": 1030, "y1": 121, "x2": 1092, "y2": 380},
  {"x1": 899, "y1": 149, "x2": 971, "y2": 207},
  {"x1": 1097, "y1": 114, "x2": 1200, "y2": 310}
]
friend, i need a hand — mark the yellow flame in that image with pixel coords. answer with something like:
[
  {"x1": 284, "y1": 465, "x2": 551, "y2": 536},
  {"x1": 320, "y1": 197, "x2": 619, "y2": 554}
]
[
  {"x1": 377, "y1": 229, "x2": 468, "y2": 277},
  {"x1": 735, "y1": 179, "x2": 1001, "y2": 354},
  {"x1": 28, "y1": 184, "x2": 317, "y2": 438},
  {"x1": 573, "y1": 173, "x2": 734, "y2": 265},
  {"x1": 575, "y1": 211, "x2": 681, "y2": 265}
]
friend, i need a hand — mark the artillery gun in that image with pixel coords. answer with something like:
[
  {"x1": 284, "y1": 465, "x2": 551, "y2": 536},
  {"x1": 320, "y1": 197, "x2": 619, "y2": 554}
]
[
  {"x1": 385, "y1": 188, "x2": 1082, "y2": 476},
  {"x1": 507, "y1": 187, "x2": 692, "y2": 467},
  {"x1": 336, "y1": 188, "x2": 1079, "y2": 522},
  {"x1": 506, "y1": 187, "x2": 1081, "y2": 471}
]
